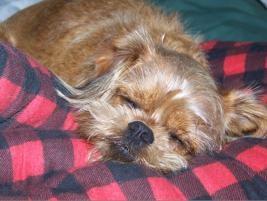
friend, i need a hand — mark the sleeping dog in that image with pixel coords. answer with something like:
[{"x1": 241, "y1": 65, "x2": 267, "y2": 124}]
[{"x1": 0, "y1": 0, "x2": 266, "y2": 172}]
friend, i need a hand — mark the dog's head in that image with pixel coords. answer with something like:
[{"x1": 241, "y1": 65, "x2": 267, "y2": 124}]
[{"x1": 64, "y1": 28, "x2": 267, "y2": 172}]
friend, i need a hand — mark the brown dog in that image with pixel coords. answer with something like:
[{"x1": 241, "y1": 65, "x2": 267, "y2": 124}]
[{"x1": 0, "y1": 0, "x2": 266, "y2": 172}]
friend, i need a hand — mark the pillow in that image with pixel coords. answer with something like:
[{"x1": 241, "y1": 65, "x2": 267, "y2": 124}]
[{"x1": 0, "y1": 42, "x2": 266, "y2": 200}]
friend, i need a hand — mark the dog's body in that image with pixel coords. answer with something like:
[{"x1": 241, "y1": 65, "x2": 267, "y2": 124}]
[
  {"x1": 0, "y1": 0, "x2": 266, "y2": 172},
  {"x1": 0, "y1": 0, "x2": 207, "y2": 86}
]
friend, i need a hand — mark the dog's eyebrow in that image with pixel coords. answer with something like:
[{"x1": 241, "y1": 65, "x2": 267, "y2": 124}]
[
  {"x1": 151, "y1": 90, "x2": 183, "y2": 122},
  {"x1": 172, "y1": 88, "x2": 191, "y2": 100}
]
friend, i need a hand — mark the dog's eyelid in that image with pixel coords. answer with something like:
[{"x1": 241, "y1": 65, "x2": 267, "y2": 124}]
[
  {"x1": 120, "y1": 95, "x2": 139, "y2": 109},
  {"x1": 169, "y1": 132, "x2": 184, "y2": 145},
  {"x1": 169, "y1": 132, "x2": 177, "y2": 139}
]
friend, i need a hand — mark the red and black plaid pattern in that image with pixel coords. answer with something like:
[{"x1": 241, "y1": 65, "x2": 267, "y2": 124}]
[
  {"x1": 0, "y1": 42, "x2": 266, "y2": 200},
  {"x1": 202, "y1": 41, "x2": 267, "y2": 102}
]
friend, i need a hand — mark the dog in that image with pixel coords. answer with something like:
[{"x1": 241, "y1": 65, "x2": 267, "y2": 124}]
[{"x1": 0, "y1": 0, "x2": 266, "y2": 172}]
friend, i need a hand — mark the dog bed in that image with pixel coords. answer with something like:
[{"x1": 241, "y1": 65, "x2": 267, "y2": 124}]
[{"x1": 0, "y1": 41, "x2": 266, "y2": 200}]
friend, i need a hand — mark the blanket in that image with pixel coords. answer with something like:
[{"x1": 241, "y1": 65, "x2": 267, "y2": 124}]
[{"x1": 0, "y1": 42, "x2": 266, "y2": 200}]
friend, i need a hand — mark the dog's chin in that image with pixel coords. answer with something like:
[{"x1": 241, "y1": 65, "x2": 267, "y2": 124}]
[
  {"x1": 109, "y1": 143, "x2": 136, "y2": 162},
  {"x1": 92, "y1": 134, "x2": 189, "y2": 172}
]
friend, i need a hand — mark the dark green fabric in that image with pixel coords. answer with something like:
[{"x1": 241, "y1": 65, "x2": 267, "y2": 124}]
[{"x1": 151, "y1": 0, "x2": 267, "y2": 41}]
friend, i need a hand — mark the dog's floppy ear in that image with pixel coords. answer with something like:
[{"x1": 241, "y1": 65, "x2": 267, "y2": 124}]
[
  {"x1": 94, "y1": 27, "x2": 155, "y2": 77},
  {"x1": 94, "y1": 52, "x2": 114, "y2": 77},
  {"x1": 222, "y1": 89, "x2": 267, "y2": 139}
]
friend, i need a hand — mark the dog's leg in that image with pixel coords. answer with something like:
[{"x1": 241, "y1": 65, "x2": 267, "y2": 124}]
[{"x1": 222, "y1": 89, "x2": 267, "y2": 141}]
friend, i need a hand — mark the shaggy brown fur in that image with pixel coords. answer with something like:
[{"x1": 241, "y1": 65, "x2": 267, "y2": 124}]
[{"x1": 0, "y1": 0, "x2": 266, "y2": 172}]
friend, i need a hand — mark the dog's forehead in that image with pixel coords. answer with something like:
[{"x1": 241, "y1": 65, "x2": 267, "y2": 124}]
[
  {"x1": 116, "y1": 57, "x2": 194, "y2": 111},
  {"x1": 122, "y1": 53, "x2": 200, "y2": 94},
  {"x1": 115, "y1": 53, "x2": 216, "y2": 124}
]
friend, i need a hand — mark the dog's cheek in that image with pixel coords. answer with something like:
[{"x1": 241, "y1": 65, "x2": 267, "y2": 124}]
[
  {"x1": 74, "y1": 110, "x2": 126, "y2": 161},
  {"x1": 138, "y1": 129, "x2": 188, "y2": 171},
  {"x1": 78, "y1": 101, "x2": 150, "y2": 138},
  {"x1": 74, "y1": 111, "x2": 100, "y2": 141}
]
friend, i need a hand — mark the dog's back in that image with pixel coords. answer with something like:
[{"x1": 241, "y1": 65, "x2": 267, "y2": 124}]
[{"x1": 0, "y1": 0, "x2": 205, "y2": 85}]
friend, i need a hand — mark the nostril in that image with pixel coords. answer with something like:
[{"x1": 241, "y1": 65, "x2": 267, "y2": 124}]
[
  {"x1": 127, "y1": 121, "x2": 154, "y2": 145},
  {"x1": 140, "y1": 130, "x2": 154, "y2": 144},
  {"x1": 128, "y1": 121, "x2": 143, "y2": 133}
]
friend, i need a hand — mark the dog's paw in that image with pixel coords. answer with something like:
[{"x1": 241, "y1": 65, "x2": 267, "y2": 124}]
[{"x1": 222, "y1": 89, "x2": 267, "y2": 139}]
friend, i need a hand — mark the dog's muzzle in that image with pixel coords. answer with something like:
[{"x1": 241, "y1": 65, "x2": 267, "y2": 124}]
[
  {"x1": 126, "y1": 121, "x2": 154, "y2": 147},
  {"x1": 111, "y1": 121, "x2": 154, "y2": 162}
]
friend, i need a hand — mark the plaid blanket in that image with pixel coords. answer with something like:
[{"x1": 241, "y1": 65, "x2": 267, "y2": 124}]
[{"x1": 0, "y1": 42, "x2": 266, "y2": 200}]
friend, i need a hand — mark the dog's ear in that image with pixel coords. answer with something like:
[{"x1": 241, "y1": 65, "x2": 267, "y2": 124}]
[
  {"x1": 222, "y1": 89, "x2": 267, "y2": 139},
  {"x1": 94, "y1": 27, "x2": 155, "y2": 77},
  {"x1": 94, "y1": 52, "x2": 115, "y2": 77}
]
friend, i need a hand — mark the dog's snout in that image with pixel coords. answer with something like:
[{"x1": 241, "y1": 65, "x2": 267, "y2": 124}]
[{"x1": 127, "y1": 121, "x2": 154, "y2": 145}]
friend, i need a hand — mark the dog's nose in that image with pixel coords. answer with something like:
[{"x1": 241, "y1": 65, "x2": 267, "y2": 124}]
[{"x1": 126, "y1": 121, "x2": 154, "y2": 146}]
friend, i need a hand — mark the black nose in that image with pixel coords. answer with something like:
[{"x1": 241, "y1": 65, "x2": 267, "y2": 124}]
[{"x1": 126, "y1": 121, "x2": 154, "y2": 146}]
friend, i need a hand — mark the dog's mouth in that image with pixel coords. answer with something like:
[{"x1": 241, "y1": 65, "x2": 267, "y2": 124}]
[{"x1": 110, "y1": 143, "x2": 136, "y2": 162}]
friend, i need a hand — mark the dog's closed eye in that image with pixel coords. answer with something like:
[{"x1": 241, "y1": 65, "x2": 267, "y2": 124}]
[
  {"x1": 120, "y1": 95, "x2": 139, "y2": 109},
  {"x1": 169, "y1": 132, "x2": 184, "y2": 146}
]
